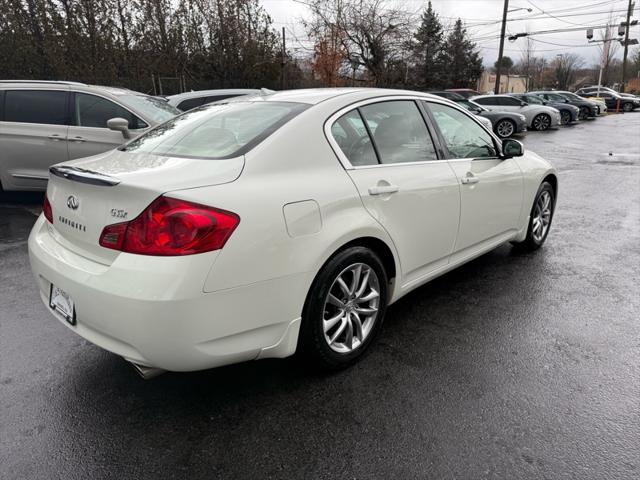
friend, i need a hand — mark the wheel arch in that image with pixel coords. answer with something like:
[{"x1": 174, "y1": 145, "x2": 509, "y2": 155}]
[{"x1": 308, "y1": 233, "x2": 400, "y2": 305}]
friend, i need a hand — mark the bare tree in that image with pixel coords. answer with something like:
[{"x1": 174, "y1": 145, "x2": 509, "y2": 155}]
[
  {"x1": 305, "y1": 0, "x2": 413, "y2": 86},
  {"x1": 554, "y1": 53, "x2": 584, "y2": 90}
]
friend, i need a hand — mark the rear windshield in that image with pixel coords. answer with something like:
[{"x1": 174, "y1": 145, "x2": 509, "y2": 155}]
[{"x1": 121, "y1": 101, "x2": 307, "y2": 159}]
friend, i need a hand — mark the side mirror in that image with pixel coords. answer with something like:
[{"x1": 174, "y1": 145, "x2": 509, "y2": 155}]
[
  {"x1": 107, "y1": 117, "x2": 131, "y2": 139},
  {"x1": 520, "y1": 101, "x2": 528, "y2": 107},
  {"x1": 502, "y1": 139, "x2": 524, "y2": 158}
]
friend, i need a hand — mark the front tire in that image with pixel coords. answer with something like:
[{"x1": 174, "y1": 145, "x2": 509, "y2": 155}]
[
  {"x1": 623, "y1": 102, "x2": 633, "y2": 112},
  {"x1": 513, "y1": 181, "x2": 555, "y2": 251},
  {"x1": 532, "y1": 113, "x2": 551, "y2": 131},
  {"x1": 495, "y1": 119, "x2": 515, "y2": 138},
  {"x1": 298, "y1": 246, "x2": 388, "y2": 369},
  {"x1": 560, "y1": 110, "x2": 571, "y2": 125}
]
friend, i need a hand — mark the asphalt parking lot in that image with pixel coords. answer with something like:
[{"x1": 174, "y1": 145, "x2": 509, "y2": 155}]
[{"x1": 1, "y1": 114, "x2": 639, "y2": 479}]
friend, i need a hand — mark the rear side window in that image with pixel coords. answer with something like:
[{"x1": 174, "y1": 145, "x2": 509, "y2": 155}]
[
  {"x1": 499, "y1": 97, "x2": 521, "y2": 106},
  {"x1": 359, "y1": 101, "x2": 437, "y2": 164},
  {"x1": 331, "y1": 110, "x2": 377, "y2": 166},
  {"x1": 123, "y1": 101, "x2": 307, "y2": 159},
  {"x1": 177, "y1": 97, "x2": 206, "y2": 111},
  {"x1": 4, "y1": 90, "x2": 68, "y2": 125},
  {"x1": 474, "y1": 97, "x2": 496, "y2": 106},
  {"x1": 74, "y1": 93, "x2": 146, "y2": 129}
]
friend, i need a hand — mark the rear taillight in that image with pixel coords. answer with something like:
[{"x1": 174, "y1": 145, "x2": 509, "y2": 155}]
[
  {"x1": 43, "y1": 194, "x2": 53, "y2": 223},
  {"x1": 99, "y1": 196, "x2": 239, "y2": 256}
]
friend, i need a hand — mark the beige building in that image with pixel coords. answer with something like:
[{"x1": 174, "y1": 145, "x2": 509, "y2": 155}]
[{"x1": 477, "y1": 71, "x2": 528, "y2": 94}]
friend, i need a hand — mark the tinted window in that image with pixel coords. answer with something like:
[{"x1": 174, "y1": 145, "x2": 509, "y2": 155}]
[
  {"x1": 499, "y1": 97, "x2": 522, "y2": 106},
  {"x1": 204, "y1": 94, "x2": 242, "y2": 104},
  {"x1": 474, "y1": 97, "x2": 497, "y2": 105},
  {"x1": 331, "y1": 109, "x2": 377, "y2": 166},
  {"x1": 4, "y1": 90, "x2": 67, "y2": 125},
  {"x1": 524, "y1": 95, "x2": 544, "y2": 105},
  {"x1": 360, "y1": 101, "x2": 437, "y2": 164},
  {"x1": 427, "y1": 102, "x2": 497, "y2": 159},
  {"x1": 123, "y1": 101, "x2": 307, "y2": 159},
  {"x1": 74, "y1": 93, "x2": 145, "y2": 129},
  {"x1": 177, "y1": 97, "x2": 206, "y2": 111}
]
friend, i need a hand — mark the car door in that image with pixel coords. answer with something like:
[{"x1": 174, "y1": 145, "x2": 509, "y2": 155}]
[
  {"x1": 67, "y1": 92, "x2": 148, "y2": 160},
  {"x1": 424, "y1": 101, "x2": 523, "y2": 260},
  {"x1": 328, "y1": 99, "x2": 461, "y2": 285},
  {"x1": 0, "y1": 89, "x2": 70, "y2": 190}
]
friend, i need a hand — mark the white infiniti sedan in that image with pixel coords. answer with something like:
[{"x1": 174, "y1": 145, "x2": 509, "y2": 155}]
[{"x1": 28, "y1": 88, "x2": 557, "y2": 377}]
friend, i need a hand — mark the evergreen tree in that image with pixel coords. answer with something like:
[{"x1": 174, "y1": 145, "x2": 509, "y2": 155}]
[
  {"x1": 411, "y1": 1, "x2": 444, "y2": 89},
  {"x1": 439, "y1": 19, "x2": 483, "y2": 89}
]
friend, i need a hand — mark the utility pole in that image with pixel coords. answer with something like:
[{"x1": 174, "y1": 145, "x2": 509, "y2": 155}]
[
  {"x1": 621, "y1": 0, "x2": 635, "y2": 92},
  {"x1": 494, "y1": 0, "x2": 509, "y2": 94},
  {"x1": 281, "y1": 27, "x2": 286, "y2": 90}
]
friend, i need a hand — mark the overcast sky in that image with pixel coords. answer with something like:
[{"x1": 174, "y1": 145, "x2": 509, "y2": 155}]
[{"x1": 262, "y1": 0, "x2": 639, "y2": 67}]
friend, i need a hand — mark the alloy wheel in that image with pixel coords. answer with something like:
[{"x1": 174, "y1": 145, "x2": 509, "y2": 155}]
[
  {"x1": 533, "y1": 114, "x2": 551, "y2": 131},
  {"x1": 496, "y1": 120, "x2": 514, "y2": 138},
  {"x1": 560, "y1": 110, "x2": 571, "y2": 125},
  {"x1": 322, "y1": 263, "x2": 380, "y2": 354},
  {"x1": 623, "y1": 102, "x2": 633, "y2": 112},
  {"x1": 532, "y1": 190, "x2": 552, "y2": 243}
]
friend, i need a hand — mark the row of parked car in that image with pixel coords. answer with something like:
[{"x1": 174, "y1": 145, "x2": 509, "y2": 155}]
[
  {"x1": 428, "y1": 87, "x2": 640, "y2": 139},
  {"x1": 0, "y1": 80, "x2": 637, "y2": 192}
]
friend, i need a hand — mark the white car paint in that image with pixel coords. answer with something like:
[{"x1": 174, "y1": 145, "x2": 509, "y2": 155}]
[
  {"x1": 471, "y1": 94, "x2": 561, "y2": 130},
  {"x1": 28, "y1": 88, "x2": 557, "y2": 373}
]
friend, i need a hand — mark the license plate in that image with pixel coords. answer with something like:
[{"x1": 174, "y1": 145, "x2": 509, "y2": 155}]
[{"x1": 49, "y1": 284, "x2": 76, "y2": 325}]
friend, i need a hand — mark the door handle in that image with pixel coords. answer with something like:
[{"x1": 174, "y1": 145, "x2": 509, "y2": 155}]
[
  {"x1": 48, "y1": 134, "x2": 63, "y2": 141},
  {"x1": 368, "y1": 184, "x2": 399, "y2": 195},
  {"x1": 70, "y1": 136, "x2": 86, "y2": 143},
  {"x1": 461, "y1": 173, "x2": 480, "y2": 185}
]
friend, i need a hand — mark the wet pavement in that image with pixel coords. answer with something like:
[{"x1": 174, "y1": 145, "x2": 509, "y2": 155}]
[{"x1": 1, "y1": 114, "x2": 639, "y2": 479}]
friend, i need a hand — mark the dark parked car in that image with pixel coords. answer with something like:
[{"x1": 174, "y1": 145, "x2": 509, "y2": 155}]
[
  {"x1": 430, "y1": 93, "x2": 527, "y2": 138},
  {"x1": 575, "y1": 89, "x2": 640, "y2": 112},
  {"x1": 512, "y1": 93, "x2": 580, "y2": 125},
  {"x1": 529, "y1": 91, "x2": 599, "y2": 120},
  {"x1": 576, "y1": 86, "x2": 639, "y2": 100},
  {"x1": 427, "y1": 90, "x2": 466, "y2": 101}
]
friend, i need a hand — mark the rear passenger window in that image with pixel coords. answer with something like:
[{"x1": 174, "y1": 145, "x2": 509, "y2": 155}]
[
  {"x1": 74, "y1": 93, "x2": 145, "y2": 129},
  {"x1": 331, "y1": 110, "x2": 378, "y2": 166},
  {"x1": 359, "y1": 101, "x2": 437, "y2": 164},
  {"x1": 474, "y1": 97, "x2": 495, "y2": 105},
  {"x1": 4, "y1": 90, "x2": 68, "y2": 125}
]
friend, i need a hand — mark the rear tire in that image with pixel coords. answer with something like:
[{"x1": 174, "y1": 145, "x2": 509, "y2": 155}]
[
  {"x1": 512, "y1": 181, "x2": 555, "y2": 252},
  {"x1": 532, "y1": 113, "x2": 551, "y2": 131},
  {"x1": 623, "y1": 102, "x2": 633, "y2": 112},
  {"x1": 298, "y1": 246, "x2": 388, "y2": 370},
  {"x1": 560, "y1": 110, "x2": 571, "y2": 125}
]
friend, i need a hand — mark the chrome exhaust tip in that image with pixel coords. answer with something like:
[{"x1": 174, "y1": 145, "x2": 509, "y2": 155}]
[{"x1": 129, "y1": 361, "x2": 166, "y2": 380}]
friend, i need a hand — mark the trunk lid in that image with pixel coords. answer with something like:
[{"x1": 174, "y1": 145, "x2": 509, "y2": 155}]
[{"x1": 46, "y1": 149, "x2": 244, "y2": 264}]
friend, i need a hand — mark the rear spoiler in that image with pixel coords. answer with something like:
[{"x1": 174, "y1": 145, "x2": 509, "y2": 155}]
[{"x1": 49, "y1": 165, "x2": 120, "y2": 186}]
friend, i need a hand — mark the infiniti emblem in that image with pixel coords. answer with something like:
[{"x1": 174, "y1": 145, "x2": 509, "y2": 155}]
[{"x1": 67, "y1": 195, "x2": 79, "y2": 210}]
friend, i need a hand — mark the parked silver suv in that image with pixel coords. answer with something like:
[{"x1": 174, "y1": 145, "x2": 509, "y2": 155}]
[{"x1": 0, "y1": 81, "x2": 180, "y2": 191}]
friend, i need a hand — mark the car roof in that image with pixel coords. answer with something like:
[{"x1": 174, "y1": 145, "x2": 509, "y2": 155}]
[
  {"x1": 167, "y1": 89, "x2": 264, "y2": 101},
  {"x1": 227, "y1": 88, "x2": 447, "y2": 105},
  {"x1": 0, "y1": 80, "x2": 144, "y2": 96}
]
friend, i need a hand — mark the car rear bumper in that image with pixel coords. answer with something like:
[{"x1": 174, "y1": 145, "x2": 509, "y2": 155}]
[{"x1": 28, "y1": 215, "x2": 305, "y2": 372}]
